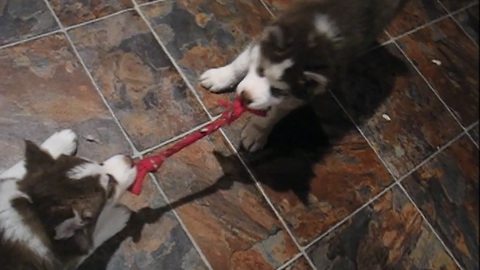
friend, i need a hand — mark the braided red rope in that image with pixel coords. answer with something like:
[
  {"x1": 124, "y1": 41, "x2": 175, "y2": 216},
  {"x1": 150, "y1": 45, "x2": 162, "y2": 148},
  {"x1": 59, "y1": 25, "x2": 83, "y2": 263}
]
[{"x1": 128, "y1": 98, "x2": 266, "y2": 195}]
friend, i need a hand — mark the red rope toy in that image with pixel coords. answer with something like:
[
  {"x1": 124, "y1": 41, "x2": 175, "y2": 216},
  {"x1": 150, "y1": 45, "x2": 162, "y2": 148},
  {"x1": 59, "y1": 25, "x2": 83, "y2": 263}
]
[{"x1": 128, "y1": 98, "x2": 266, "y2": 195}]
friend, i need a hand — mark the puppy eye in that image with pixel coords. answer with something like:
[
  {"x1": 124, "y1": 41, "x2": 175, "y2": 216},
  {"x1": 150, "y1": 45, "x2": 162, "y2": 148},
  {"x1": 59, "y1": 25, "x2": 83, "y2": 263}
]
[{"x1": 257, "y1": 67, "x2": 265, "y2": 77}]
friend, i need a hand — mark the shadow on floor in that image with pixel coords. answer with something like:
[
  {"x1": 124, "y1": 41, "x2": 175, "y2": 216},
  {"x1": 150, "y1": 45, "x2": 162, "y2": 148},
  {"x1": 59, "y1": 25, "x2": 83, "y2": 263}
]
[{"x1": 79, "y1": 44, "x2": 408, "y2": 268}]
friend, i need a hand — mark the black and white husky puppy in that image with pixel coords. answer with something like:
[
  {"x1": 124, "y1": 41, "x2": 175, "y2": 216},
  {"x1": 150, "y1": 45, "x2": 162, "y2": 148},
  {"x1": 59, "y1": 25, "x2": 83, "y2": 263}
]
[
  {"x1": 0, "y1": 130, "x2": 136, "y2": 269},
  {"x1": 200, "y1": 0, "x2": 406, "y2": 151}
]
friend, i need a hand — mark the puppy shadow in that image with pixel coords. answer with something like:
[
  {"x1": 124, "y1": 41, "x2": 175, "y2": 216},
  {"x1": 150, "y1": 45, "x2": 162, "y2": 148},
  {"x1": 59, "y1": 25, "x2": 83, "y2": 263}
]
[
  {"x1": 78, "y1": 172, "x2": 237, "y2": 269},
  {"x1": 79, "y1": 45, "x2": 408, "y2": 269}
]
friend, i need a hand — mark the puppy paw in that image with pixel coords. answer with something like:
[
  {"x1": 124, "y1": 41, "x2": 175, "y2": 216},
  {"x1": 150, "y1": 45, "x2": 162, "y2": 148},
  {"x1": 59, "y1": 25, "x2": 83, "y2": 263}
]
[
  {"x1": 41, "y1": 129, "x2": 78, "y2": 158},
  {"x1": 241, "y1": 121, "x2": 270, "y2": 152},
  {"x1": 199, "y1": 66, "x2": 237, "y2": 92}
]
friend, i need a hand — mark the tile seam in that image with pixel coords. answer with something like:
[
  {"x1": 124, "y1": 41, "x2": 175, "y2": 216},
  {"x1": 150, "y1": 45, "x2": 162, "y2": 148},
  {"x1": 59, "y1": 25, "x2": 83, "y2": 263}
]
[
  {"x1": 396, "y1": 182, "x2": 465, "y2": 270},
  {"x1": 133, "y1": 4, "x2": 214, "y2": 120},
  {"x1": 391, "y1": 40, "x2": 467, "y2": 131},
  {"x1": 275, "y1": 252, "x2": 304, "y2": 270},
  {"x1": 132, "y1": 2, "x2": 216, "y2": 269},
  {"x1": 436, "y1": 0, "x2": 480, "y2": 49},
  {"x1": 384, "y1": 2, "x2": 478, "y2": 46},
  {"x1": 218, "y1": 129, "x2": 318, "y2": 270},
  {"x1": 147, "y1": 174, "x2": 215, "y2": 270},
  {"x1": 39, "y1": 0, "x2": 141, "y2": 156}
]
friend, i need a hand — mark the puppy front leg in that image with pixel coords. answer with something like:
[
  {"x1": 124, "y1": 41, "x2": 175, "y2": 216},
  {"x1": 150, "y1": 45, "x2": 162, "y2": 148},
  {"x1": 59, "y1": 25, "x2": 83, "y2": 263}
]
[
  {"x1": 200, "y1": 45, "x2": 252, "y2": 92},
  {"x1": 241, "y1": 97, "x2": 305, "y2": 152},
  {"x1": 0, "y1": 129, "x2": 78, "y2": 180}
]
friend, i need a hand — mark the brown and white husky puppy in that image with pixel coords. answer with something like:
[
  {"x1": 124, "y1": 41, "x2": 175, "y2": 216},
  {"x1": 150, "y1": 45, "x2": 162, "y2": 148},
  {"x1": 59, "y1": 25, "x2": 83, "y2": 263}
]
[
  {"x1": 0, "y1": 129, "x2": 136, "y2": 269},
  {"x1": 200, "y1": 0, "x2": 407, "y2": 151}
]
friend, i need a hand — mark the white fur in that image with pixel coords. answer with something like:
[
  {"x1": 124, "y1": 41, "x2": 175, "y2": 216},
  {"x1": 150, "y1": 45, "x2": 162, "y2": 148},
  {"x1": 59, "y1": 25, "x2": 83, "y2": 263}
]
[
  {"x1": 236, "y1": 45, "x2": 293, "y2": 110},
  {"x1": 200, "y1": 45, "x2": 251, "y2": 92},
  {"x1": 101, "y1": 155, "x2": 136, "y2": 201},
  {"x1": 0, "y1": 180, "x2": 51, "y2": 259},
  {"x1": 67, "y1": 162, "x2": 104, "y2": 180},
  {"x1": 314, "y1": 14, "x2": 341, "y2": 42},
  {"x1": 66, "y1": 155, "x2": 135, "y2": 200}
]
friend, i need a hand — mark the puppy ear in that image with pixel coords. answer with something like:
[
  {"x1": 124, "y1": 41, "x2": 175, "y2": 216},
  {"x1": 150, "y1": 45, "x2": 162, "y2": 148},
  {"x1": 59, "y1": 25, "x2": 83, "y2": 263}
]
[
  {"x1": 262, "y1": 25, "x2": 292, "y2": 51},
  {"x1": 25, "y1": 140, "x2": 55, "y2": 173}
]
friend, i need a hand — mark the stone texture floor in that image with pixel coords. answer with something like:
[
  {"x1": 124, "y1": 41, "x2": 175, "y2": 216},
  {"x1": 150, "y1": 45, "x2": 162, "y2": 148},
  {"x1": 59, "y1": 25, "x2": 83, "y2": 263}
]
[{"x1": 0, "y1": 0, "x2": 478, "y2": 269}]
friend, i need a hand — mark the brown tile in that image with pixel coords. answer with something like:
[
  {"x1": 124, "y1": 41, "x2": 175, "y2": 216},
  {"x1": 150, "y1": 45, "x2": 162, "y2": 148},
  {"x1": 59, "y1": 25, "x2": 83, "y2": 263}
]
[
  {"x1": 285, "y1": 256, "x2": 313, "y2": 270},
  {"x1": 440, "y1": 0, "x2": 478, "y2": 13},
  {"x1": 0, "y1": 34, "x2": 131, "y2": 171},
  {"x1": 141, "y1": 0, "x2": 272, "y2": 115},
  {"x1": 398, "y1": 18, "x2": 479, "y2": 127},
  {"x1": 151, "y1": 133, "x2": 299, "y2": 269},
  {"x1": 470, "y1": 124, "x2": 479, "y2": 145},
  {"x1": 402, "y1": 136, "x2": 479, "y2": 270},
  {"x1": 0, "y1": 0, "x2": 58, "y2": 46},
  {"x1": 48, "y1": 0, "x2": 133, "y2": 26},
  {"x1": 307, "y1": 186, "x2": 459, "y2": 270},
  {"x1": 386, "y1": 0, "x2": 447, "y2": 37},
  {"x1": 78, "y1": 176, "x2": 208, "y2": 269},
  {"x1": 454, "y1": 5, "x2": 479, "y2": 46},
  {"x1": 335, "y1": 43, "x2": 463, "y2": 178},
  {"x1": 239, "y1": 95, "x2": 393, "y2": 245},
  {"x1": 68, "y1": 11, "x2": 209, "y2": 151}
]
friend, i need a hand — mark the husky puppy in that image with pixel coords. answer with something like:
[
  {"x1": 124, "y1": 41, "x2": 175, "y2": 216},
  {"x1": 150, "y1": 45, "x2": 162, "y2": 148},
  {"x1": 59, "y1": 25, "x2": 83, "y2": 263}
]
[
  {"x1": 200, "y1": 0, "x2": 406, "y2": 151},
  {"x1": 0, "y1": 130, "x2": 136, "y2": 269}
]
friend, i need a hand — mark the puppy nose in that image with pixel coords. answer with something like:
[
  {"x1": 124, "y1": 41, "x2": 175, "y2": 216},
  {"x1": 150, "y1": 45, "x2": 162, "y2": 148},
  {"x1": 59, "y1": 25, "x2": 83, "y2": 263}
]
[
  {"x1": 123, "y1": 156, "x2": 134, "y2": 167},
  {"x1": 239, "y1": 91, "x2": 253, "y2": 105}
]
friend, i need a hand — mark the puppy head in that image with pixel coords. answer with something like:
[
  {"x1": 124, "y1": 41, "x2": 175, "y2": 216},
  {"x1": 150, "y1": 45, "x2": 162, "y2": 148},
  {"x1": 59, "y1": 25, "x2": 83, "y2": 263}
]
[
  {"x1": 18, "y1": 140, "x2": 136, "y2": 254},
  {"x1": 236, "y1": 24, "x2": 329, "y2": 110}
]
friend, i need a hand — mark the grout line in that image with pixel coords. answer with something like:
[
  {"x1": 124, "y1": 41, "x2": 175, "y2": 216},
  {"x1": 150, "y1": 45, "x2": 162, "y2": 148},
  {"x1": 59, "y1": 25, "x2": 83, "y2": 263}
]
[
  {"x1": 133, "y1": 3, "x2": 214, "y2": 120},
  {"x1": 132, "y1": 2, "x2": 215, "y2": 269},
  {"x1": 382, "y1": 2, "x2": 478, "y2": 46},
  {"x1": 395, "y1": 131, "x2": 467, "y2": 183},
  {"x1": 0, "y1": 29, "x2": 61, "y2": 50},
  {"x1": 137, "y1": 0, "x2": 169, "y2": 8},
  {"x1": 257, "y1": 0, "x2": 276, "y2": 18},
  {"x1": 0, "y1": 7, "x2": 136, "y2": 51},
  {"x1": 133, "y1": 114, "x2": 223, "y2": 158},
  {"x1": 437, "y1": 0, "x2": 479, "y2": 48},
  {"x1": 303, "y1": 129, "x2": 468, "y2": 253},
  {"x1": 465, "y1": 121, "x2": 479, "y2": 148},
  {"x1": 39, "y1": 0, "x2": 141, "y2": 157},
  {"x1": 302, "y1": 181, "x2": 397, "y2": 251},
  {"x1": 391, "y1": 41, "x2": 467, "y2": 131},
  {"x1": 147, "y1": 173, "x2": 215, "y2": 270},
  {"x1": 218, "y1": 129, "x2": 318, "y2": 270},
  {"x1": 396, "y1": 182, "x2": 465, "y2": 270},
  {"x1": 276, "y1": 252, "x2": 303, "y2": 270},
  {"x1": 327, "y1": 91, "x2": 400, "y2": 179},
  {"x1": 63, "y1": 8, "x2": 135, "y2": 32},
  {"x1": 324, "y1": 47, "x2": 473, "y2": 269}
]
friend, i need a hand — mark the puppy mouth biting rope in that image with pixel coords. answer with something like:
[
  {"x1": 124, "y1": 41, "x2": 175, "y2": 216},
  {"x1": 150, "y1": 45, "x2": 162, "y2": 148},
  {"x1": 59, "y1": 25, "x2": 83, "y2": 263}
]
[{"x1": 128, "y1": 98, "x2": 266, "y2": 195}]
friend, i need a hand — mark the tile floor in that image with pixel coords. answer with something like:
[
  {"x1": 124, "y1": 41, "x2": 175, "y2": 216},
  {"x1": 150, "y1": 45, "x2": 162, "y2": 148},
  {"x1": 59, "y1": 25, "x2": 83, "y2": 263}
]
[{"x1": 0, "y1": 0, "x2": 478, "y2": 269}]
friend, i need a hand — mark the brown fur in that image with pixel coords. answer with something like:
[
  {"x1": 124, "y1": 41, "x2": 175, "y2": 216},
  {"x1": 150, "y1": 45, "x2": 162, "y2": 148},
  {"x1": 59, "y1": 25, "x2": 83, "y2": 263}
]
[{"x1": 0, "y1": 141, "x2": 113, "y2": 269}]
